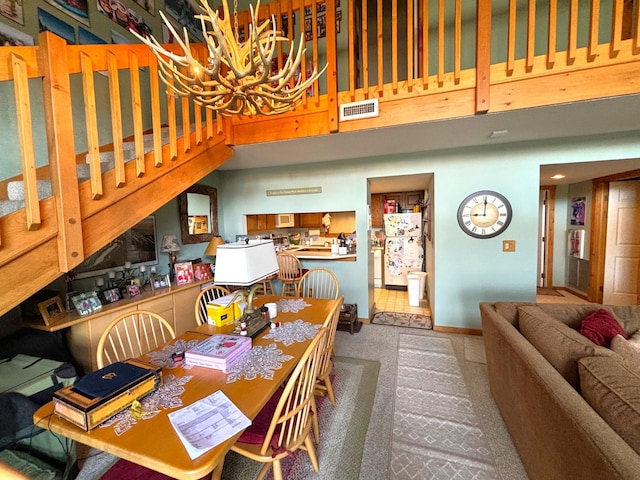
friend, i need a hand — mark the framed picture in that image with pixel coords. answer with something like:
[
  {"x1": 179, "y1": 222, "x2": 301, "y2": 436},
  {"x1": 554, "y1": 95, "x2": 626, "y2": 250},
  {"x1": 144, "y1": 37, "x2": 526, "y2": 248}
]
[
  {"x1": 127, "y1": 284, "x2": 141, "y2": 297},
  {"x1": 568, "y1": 229, "x2": 586, "y2": 259},
  {"x1": 175, "y1": 261, "x2": 194, "y2": 285},
  {"x1": 0, "y1": 0, "x2": 24, "y2": 25},
  {"x1": 71, "y1": 292, "x2": 102, "y2": 317},
  {"x1": 45, "y1": 0, "x2": 89, "y2": 26},
  {"x1": 193, "y1": 263, "x2": 213, "y2": 281},
  {"x1": 37, "y1": 296, "x2": 66, "y2": 326},
  {"x1": 102, "y1": 287, "x2": 122, "y2": 303},
  {"x1": 151, "y1": 274, "x2": 171, "y2": 290},
  {"x1": 570, "y1": 197, "x2": 586, "y2": 226},
  {"x1": 37, "y1": 8, "x2": 76, "y2": 45}
]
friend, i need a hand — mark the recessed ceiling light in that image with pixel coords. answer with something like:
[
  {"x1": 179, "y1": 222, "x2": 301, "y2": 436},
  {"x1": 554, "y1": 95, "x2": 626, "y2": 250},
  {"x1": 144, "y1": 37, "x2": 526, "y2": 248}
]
[
  {"x1": 551, "y1": 174, "x2": 566, "y2": 179},
  {"x1": 489, "y1": 129, "x2": 509, "y2": 139}
]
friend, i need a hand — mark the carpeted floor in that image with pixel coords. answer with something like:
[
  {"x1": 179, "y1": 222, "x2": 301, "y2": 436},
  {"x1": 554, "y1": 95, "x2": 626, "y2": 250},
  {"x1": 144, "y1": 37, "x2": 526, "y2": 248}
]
[
  {"x1": 371, "y1": 311, "x2": 433, "y2": 329},
  {"x1": 391, "y1": 334, "x2": 498, "y2": 479}
]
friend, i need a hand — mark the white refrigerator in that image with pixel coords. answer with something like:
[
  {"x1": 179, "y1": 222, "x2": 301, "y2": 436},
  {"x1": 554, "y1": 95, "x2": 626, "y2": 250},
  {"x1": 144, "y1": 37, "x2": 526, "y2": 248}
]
[{"x1": 383, "y1": 213, "x2": 423, "y2": 289}]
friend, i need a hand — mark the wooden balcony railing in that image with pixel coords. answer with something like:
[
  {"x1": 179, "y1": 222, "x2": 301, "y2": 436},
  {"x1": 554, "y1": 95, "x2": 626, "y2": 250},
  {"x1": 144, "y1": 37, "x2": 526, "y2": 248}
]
[{"x1": 0, "y1": 0, "x2": 639, "y2": 316}]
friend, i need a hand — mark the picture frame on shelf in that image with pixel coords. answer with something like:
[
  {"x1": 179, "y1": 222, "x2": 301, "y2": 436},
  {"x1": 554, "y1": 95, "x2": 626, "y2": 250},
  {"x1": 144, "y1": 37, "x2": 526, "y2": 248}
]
[
  {"x1": 102, "y1": 287, "x2": 122, "y2": 304},
  {"x1": 71, "y1": 292, "x2": 102, "y2": 317},
  {"x1": 37, "y1": 296, "x2": 66, "y2": 326},
  {"x1": 127, "y1": 284, "x2": 141, "y2": 297},
  {"x1": 193, "y1": 262, "x2": 213, "y2": 281},
  {"x1": 151, "y1": 274, "x2": 171, "y2": 290},
  {"x1": 175, "y1": 261, "x2": 194, "y2": 285}
]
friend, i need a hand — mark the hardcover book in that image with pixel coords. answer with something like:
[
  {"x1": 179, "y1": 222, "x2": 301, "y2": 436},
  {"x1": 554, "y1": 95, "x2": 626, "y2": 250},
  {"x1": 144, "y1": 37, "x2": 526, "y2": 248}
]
[{"x1": 185, "y1": 334, "x2": 251, "y2": 371}]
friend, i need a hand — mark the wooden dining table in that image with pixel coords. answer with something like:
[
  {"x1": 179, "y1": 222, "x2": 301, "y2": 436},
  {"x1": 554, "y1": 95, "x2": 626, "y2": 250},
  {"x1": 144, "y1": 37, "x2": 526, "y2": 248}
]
[{"x1": 33, "y1": 295, "x2": 339, "y2": 480}]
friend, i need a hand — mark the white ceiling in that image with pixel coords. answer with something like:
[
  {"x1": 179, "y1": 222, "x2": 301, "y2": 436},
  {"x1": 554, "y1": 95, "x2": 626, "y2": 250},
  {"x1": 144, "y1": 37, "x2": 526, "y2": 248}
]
[{"x1": 219, "y1": 94, "x2": 640, "y2": 192}]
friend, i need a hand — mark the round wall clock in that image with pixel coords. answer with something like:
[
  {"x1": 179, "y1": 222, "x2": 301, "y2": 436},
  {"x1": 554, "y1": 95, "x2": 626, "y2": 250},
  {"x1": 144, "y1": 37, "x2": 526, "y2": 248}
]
[{"x1": 457, "y1": 190, "x2": 512, "y2": 239}]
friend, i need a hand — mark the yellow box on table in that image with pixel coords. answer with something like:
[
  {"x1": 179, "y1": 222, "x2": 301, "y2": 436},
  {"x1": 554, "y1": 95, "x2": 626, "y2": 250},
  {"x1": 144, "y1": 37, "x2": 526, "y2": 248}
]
[{"x1": 206, "y1": 294, "x2": 243, "y2": 327}]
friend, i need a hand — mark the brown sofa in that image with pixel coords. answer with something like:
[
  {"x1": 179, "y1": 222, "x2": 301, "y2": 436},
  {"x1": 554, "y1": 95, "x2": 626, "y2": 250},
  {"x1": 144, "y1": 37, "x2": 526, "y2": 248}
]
[{"x1": 480, "y1": 302, "x2": 640, "y2": 480}]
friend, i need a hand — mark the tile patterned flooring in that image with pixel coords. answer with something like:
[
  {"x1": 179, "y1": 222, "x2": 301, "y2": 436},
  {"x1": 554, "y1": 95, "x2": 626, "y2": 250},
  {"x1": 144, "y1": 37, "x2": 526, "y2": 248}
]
[{"x1": 374, "y1": 287, "x2": 431, "y2": 316}]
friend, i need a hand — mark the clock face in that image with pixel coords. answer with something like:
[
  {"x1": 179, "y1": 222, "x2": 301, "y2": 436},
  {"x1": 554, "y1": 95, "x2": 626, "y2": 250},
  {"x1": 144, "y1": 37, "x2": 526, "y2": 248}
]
[{"x1": 457, "y1": 190, "x2": 512, "y2": 238}]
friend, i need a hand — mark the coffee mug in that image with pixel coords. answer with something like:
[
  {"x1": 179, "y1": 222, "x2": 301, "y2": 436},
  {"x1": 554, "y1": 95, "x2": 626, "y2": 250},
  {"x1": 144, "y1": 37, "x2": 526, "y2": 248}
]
[{"x1": 265, "y1": 302, "x2": 277, "y2": 319}]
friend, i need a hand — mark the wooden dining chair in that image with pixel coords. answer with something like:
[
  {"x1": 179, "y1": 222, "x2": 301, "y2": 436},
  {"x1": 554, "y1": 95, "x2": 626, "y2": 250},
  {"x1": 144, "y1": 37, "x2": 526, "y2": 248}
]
[
  {"x1": 276, "y1": 252, "x2": 305, "y2": 296},
  {"x1": 296, "y1": 267, "x2": 340, "y2": 300},
  {"x1": 194, "y1": 285, "x2": 231, "y2": 325},
  {"x1": 311, "y1": 297, "x2": 344, "y2": 443},
  {"x1": 230, "y1": 328, "x2": 328, "y2": 480},
  {"x1": 96, "y1": 310, "x2": 176, "y2": 369}
]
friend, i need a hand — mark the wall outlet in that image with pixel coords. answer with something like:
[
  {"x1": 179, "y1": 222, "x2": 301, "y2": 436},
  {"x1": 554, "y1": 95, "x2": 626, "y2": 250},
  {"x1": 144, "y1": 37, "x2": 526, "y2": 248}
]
[{"x1": 503, "y1": 240, "x2": 516, "y2": 252}]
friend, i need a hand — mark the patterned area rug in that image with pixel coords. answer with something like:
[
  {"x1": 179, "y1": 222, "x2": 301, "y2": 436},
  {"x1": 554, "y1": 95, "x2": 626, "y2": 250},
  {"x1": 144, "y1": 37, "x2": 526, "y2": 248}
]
[
  {"x1": 371, "y1": 311, "x2": 433, "y2": 329},
  {"x1": 220, "y1": 356, "x2": 380, "y2": 480},
  {"x1": 391, "y1": 334, "x2": 498, "y2": 479}
]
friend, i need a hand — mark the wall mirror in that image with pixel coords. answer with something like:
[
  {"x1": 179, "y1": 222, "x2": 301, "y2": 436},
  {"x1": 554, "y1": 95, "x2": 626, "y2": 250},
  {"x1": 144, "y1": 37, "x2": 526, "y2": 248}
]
[{"x1": 178, "y1": 184, "x2": 218, "y2": 244}]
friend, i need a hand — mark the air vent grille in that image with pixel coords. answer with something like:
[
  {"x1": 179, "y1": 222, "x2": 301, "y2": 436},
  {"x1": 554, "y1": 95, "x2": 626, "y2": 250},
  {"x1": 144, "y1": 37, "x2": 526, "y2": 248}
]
[{"x1": 339, "y1": 99, "x2": 379, "y2": 121}]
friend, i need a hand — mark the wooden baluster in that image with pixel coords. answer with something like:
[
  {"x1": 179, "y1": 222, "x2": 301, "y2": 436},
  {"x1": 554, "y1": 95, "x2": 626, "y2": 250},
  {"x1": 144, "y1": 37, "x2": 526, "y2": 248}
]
[
  {"x1": 378, "y1": 0, "x2": 384, "y2": 95},
  {"x1": 206, "y1": 108, "x2": 214, "y2": 140},
  {"x1": 437, "y1": 0, "x2": 444, "y2": 86},
  {"x1": 129, "y1": 50, "x2": 145, "y2": 177},
  {"x1": 325, "y1": 0, "x2": 338, "y2": 129},
  {"x1": 407, "y1": 0, "x2": 414, "y2": 91},
  {"x1": 80, "y1": 52, "x2": 103, "y2": 199},
  {"x1": 421, "y1": 0, "x2": 429, "y2": 89},
  {"x1": 147, "y1": 55, "x2": 163, "y2": 166},
  {"x1": 507, "y1": 0, "x2": 516, "y2": 75},
  {"x1": 547, "y1": 0, "x2": 557, "y2": 69},
  {"x1": 363, "y1": 0, "x2": 370, "y2": 95},
  {"x1": 611, "y1": 0, "x2": 623, "y2": 57},
  {"x1": 11, "y1": 53, "x2": 40, "y2": 231},
  {"x1": 526, "y1": 0, "x2": 535, "y2": 72},
  {"x1": 167, "y1": 77, "x2": 177, "y2": 160},
  {"x1": 392, "y1": 0, "x2": 399, "y2": 93},
  {"x1": 454, "y1": 0, "x2": 461, "y2": 84},
  {"x1": 588, "y1": 0, "x2": 600, "y2": 61},
  {"x1": 635, "y1": 0, "x2": 640, "y2": 53},
  {"x1": 181, "y1": 85, "x2": 191, "y2": 153},
  {"x1": 107, "y1": 51, "x2": 125, "y2": 186},
  {"x1": 347, "y1": 0, "x2": 356, "y2": 98},
  {"x1": 476, "y1": 0, "x2": 491, "y2": 114},
  {"x1": 568, "y1": 0, "x2": 578, "y2": 65}
]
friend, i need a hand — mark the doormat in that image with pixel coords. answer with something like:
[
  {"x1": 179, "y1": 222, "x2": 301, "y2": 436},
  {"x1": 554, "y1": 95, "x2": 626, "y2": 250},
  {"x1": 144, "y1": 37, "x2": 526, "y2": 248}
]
[
  {"x1": 371, "y1": 311, "x2": 432, "y2": 330},
  {"x1": 536, "y1": 287, "x2": 562, "y2": 297}
]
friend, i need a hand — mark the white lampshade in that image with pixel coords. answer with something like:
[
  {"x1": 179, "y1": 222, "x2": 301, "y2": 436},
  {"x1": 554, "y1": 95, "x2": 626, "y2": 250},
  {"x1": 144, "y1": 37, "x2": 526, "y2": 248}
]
[{"x1": 214, "y1": 240, "x2": 278, "y2": 286}]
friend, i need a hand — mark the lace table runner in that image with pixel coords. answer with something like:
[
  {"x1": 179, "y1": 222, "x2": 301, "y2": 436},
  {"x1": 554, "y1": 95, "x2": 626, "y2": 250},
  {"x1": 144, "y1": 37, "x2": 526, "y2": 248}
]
[
  {"x1": 263, "y1": 319, "x2": 321, "y2": 346},
  {"x1": 225, "y1": 343, "x2": 293, "y2": 383},
  {"x1": 276, "y1": 298, "x2": 312, "y2": 313}
]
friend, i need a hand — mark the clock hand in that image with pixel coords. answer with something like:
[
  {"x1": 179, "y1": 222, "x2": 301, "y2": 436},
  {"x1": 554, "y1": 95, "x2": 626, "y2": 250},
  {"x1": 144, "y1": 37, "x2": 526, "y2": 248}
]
[{"x1": 483, "y1": 196, "x2": 487, "y2": 216}]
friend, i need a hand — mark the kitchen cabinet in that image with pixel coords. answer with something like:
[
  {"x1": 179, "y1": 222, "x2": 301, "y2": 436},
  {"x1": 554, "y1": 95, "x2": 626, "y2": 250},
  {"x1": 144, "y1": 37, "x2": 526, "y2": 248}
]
[
  {"x1": 298, "y1": 212, "x2": 324, "y2": 228},
  {"x1": 371, "y1": 194, "x2": 385, "y2": 228},
  {"x1": 383, "y1": 191, "x2": 423, "y2": 212},
  {"x1": 247, "y1": 214, "x2": 276, "y2": 232}
]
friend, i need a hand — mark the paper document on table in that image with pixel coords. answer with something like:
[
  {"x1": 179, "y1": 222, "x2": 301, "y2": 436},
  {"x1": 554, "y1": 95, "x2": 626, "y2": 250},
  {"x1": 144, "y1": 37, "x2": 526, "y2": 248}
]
[{"x1": 168, "y1": 390, "x2": 251, "y2": 459}]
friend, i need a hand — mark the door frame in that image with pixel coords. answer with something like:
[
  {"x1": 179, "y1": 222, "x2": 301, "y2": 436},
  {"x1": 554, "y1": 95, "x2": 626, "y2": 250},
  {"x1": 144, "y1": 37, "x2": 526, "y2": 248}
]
[
  {"x1": 589, "y1": 168, "x2": 640, "y2": 303},
  {"x1": 539, "y1": 186, "x2": 556, "y2": 287}
]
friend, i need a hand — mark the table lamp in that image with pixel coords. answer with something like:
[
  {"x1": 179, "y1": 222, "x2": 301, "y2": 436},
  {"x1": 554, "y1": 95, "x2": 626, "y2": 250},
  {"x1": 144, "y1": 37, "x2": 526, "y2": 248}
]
[
  {"x1": 205, "y1": 236, "x2": 226, "y2": 257},
  {"x1": 161, "y1": 234, "x2": 181, "y2": 281},
  {"x1": 214, "y1": 240, "x2": 279, "y2": 337}
]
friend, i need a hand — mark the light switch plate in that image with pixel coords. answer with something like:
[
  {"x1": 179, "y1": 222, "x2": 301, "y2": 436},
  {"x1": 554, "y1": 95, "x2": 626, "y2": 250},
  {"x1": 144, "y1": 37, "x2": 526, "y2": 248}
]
[{"x1": 503, "y1": 240, "x2": 516, "y2": 252}]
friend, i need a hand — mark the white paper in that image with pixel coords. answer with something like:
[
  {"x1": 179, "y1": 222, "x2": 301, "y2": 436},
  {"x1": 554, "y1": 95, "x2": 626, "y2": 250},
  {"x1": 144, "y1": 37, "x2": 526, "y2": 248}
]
[{"x1": 168, "y1": 390, "x2": 251, "y2": 459}]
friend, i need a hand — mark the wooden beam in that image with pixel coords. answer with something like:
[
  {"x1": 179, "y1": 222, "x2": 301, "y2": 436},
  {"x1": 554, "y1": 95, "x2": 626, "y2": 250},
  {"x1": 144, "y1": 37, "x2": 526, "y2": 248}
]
[
  {"x1": 325, "y1": 0, "x2": 339, "y2": 131},
  {"x1": 476, "y1": 0, "x2": 491, "y2": 113}
]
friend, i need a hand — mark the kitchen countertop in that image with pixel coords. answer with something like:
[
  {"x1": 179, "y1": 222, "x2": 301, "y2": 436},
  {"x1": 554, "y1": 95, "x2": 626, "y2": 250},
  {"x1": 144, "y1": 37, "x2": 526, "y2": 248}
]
[{"x1": 287, "y1": 246, "x2": 356, "y2": 261}]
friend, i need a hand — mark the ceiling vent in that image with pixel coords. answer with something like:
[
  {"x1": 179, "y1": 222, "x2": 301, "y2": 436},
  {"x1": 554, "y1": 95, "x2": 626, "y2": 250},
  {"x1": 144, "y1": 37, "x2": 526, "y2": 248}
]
[{"x1": 339, "y1": 99, "x2": 379, "y2": 121}]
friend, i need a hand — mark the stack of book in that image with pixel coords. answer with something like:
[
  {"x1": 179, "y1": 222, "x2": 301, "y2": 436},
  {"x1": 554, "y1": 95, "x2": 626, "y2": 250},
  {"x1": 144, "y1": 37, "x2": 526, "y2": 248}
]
[{"x1": 185, "y1": 334, "x2": 252, "y2": 373}]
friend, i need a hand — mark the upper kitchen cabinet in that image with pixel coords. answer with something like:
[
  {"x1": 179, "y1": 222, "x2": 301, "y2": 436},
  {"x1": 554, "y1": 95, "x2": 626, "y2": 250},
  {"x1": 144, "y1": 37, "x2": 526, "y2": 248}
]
[
  {"x1": 371, "y1": 194, "x2": 385, "y2": 228},
  {"x1": 297, "y1": 212, "x2": 324, "y2": 228},
  {"x1": 246, "y1": 214, "x2": 276, "y2": 233},
  {"x1": 385, "y1": 191, "x2": 424, "y2": 211}
]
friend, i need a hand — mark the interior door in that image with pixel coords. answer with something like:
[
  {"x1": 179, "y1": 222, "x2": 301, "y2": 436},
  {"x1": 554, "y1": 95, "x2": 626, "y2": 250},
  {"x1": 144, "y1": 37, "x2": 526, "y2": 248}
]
[{"x1": 603, "y1": 180, "x2": 640, "y2": 305}]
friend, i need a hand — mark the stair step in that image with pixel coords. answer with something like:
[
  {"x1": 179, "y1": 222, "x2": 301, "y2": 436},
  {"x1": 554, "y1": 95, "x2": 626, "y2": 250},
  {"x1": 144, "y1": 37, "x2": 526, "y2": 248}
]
[
  {"x1": 0, "y1": 200, "x2": 26, "y2": 217},
  {"x1": 7, "y1": 180, "x2": 52, "y2": 201}
]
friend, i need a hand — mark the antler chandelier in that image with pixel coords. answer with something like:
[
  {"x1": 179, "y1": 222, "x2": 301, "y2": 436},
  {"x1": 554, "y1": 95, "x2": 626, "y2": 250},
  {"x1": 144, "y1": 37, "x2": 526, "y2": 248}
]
[{"x1": 130, "y1": 0, "x2": 327, "y2": 116}]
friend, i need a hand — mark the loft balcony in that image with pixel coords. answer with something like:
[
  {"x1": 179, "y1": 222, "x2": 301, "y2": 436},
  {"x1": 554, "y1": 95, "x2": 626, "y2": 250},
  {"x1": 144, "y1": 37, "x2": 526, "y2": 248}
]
[{"x1": 0, "y1": 0, "x2": 638, "y2": 316}]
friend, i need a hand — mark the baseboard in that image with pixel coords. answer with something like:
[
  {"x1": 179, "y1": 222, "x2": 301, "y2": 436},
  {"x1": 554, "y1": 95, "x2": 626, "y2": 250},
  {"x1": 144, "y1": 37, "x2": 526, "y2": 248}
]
[{"x1": 433, "y1": 325, "x2": 483, "y2": 336}]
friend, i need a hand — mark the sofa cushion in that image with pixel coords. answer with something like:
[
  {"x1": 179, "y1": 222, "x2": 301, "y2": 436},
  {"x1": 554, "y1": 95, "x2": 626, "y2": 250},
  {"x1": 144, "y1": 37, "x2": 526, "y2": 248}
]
[
  {"x1": 579, "y1": 355, "x2": 640, "y2": 456},
  {"x1": 579, "y1": 309, "x2": 628, "y2": 347},
  {"x1": 518, "y1": 306, "x2": 619, "y2": 390},
  {"x1": 611, "y1": 334, "x2": 640, "y2": 376}
]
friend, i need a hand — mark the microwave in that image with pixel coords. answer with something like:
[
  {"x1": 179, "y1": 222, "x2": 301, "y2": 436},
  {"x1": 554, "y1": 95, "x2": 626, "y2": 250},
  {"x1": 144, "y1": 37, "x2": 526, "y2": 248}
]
[{"x1": 275, "y1": 213, "x2": 295, "y2": 228}]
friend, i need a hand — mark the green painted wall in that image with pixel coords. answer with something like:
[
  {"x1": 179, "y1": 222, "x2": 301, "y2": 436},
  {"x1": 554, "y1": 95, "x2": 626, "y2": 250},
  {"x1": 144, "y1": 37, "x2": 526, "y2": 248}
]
[{"x1": 213, "y1": 131, "x2": 640, "y2": 329}]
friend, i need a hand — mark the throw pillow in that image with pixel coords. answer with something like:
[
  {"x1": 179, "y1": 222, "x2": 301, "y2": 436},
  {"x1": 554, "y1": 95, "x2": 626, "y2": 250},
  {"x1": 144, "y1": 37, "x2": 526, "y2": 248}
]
[
  {"x1": 579, "y1": 355, "x2": 640, "y2": 456},
  {"x1": 611, "y1": 334, "x2": 640, "y2": 376},
  {"x1": 579, "y1": 309, "x2": 627, "y2": 347},
  {"x1": 518, "y1": 306, "x2": 619, "y2": 390}
]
